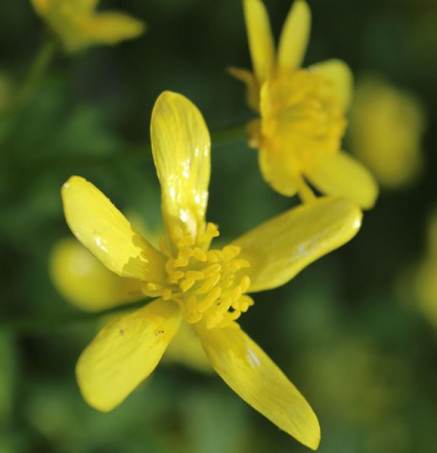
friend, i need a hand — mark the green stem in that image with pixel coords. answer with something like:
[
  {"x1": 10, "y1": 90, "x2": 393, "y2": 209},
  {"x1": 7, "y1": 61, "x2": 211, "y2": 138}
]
[{"x1": 12, "y1": 39, "x2": 57, "y2": 113}]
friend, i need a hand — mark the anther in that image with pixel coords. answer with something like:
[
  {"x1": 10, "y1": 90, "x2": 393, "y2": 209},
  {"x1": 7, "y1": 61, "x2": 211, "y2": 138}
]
[
  {"x1": 180, "y1": 278, "x2": 196, "y2": 293},
  {"x1": 193, "y1": 248, "x2": 207, "y2": 262}
]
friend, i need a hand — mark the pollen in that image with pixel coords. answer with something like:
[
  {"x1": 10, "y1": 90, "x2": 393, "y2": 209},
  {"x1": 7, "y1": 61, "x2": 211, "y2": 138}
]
[
  {"x1": 261, "y1": 69, "x2": 346, "y2": 171},
  {"x1": 142, "y1": 223, "x2": 254, "y2": 329}
]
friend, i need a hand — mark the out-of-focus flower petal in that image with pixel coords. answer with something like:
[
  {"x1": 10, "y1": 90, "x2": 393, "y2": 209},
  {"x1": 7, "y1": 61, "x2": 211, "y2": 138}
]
[
  {"x1": 76, "y1": 299, "x2": 181, "y2": 411},
  {"x1": 228, "y1": 66, "x2": 260, "y2": 111},
  {"x1": 277, "y1": 0, "x2": 311, "y2": 73},
  {"x1": 307, "y1": 152, "x2": 378, "y2": 209},
  {"x1": 350, "y1": 76, "x2": 425, "y2": 189},
  {"x1": 243, "y1": 0, "x2": 275, "y2": 82},
  {"x1": 163, "y1": 322, "x2": 212, "y2": 373},
  {"x1": 50, "y1": 239, "x2": 144, "y2": 312},
  {"x1": 151, "y1": 91, "x2": 210, "y2": 247},
  {"x1": 62, "y1": 176, "x2": 165, "y2": 282},
  {"x1": 310, "y1": 59, "x2": 353, "y2": 110},
  {"x1": 234, "y1": 196, "x2": 362, "y2": 292},
  {"x1": 30, "y1": 0, "x2": 51, "y2": 14},
  {"x1": 78, "y1": 12, "x2": 145, "y2": 45},
  {"x1": 258, "y1": 144, "x2": 300, "y2": 196},
  {"x1": 196, "y1": 322, "x2": 320, "y2": 450}
]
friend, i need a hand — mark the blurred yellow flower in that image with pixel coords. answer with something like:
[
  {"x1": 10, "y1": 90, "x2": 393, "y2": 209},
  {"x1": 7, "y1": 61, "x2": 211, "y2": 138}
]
[
  {"x1": 61, "y1": 91, "x2": 363, "y2": 450},
  {"x1": 412, "y1": 211, "x2": 437, "y2": 329},
  {"x1": 230, "y1": 0, "x2": 377, "y2": 208},
  {"x1": 30, "y1": 0, "x2": 145, "y2": 53},
  {"x1": 350, "y1": 76, "x2": 426, "y2": 189}
]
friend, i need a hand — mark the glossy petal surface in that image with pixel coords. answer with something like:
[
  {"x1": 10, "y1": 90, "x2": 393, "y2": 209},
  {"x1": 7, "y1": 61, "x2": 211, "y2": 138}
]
[
  {"x1": 310, "y1": 59, "x2": 353, "y2": 110},
  {"x1": 50, "y1": 239, "x2": 144, "y2": 312},
  {"x1": 243, "y1": 0, "x2": 275, "y2": 82},
  {"x1": 233, "y1": 197, "x2": 362, "y2": 292},
  {"x1": 79, "y1": 12, "x2": 145, "y2": 45},
  {"x1": 77, "y1": 299, "x2": 181, "y2": 411},
  {"x1": 307, "y1": 152, "x2": 378, "y2": 209},
  {"x1": 62, "y1": 176, "x2": 165, "y2": 282},
  {"x1": 196, "y1": 323, "x2": 320, "y2": 450},
  {"x1": 277, "y1": 0, "x2": 311, "y2": 73},
  {"x1": 151, "y1": 91, "x2": 210, "y2": 246}
]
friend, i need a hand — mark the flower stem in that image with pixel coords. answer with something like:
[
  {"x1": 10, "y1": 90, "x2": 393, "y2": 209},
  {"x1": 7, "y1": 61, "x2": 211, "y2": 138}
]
[{"x1": 12, "y1": 39, "x2": 57, "y2": 113}]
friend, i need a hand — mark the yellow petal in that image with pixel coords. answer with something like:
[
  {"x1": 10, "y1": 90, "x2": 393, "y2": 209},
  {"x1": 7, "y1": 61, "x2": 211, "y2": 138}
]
[
  {"x1": 306, "y1": 152, "x2": 379, "y2": 209},
  {"x1": 233, "y1": 197, "x2": 362, "y2": 292},
  {"x1": 196, "y1": 323, "x2": 320, "y2": 450},
  {"x1": 227, "y1": 66, "x2": 260, "y2": 111},
  {"x1": 30, "y1": 0, "x2": 50, "y2": 14},
  {"x1": 162, "y1": 321, "x2": 212, "y2": 373},
  {"x1": 77, "y1": 299, "x2": 182, "y2": 411},
  {"x1": 151, "y1": 91, "x2": 211, "y2": 246},
  {"x1": 50, "y1": 238, "x2": 144, "y2": 312},
  {"x1": 243, "y1": 0, "x2": 275, "y2": 82},
  {"x1": 258, "y1": 143, "x2": 300, "y2": 197},
  {"x1": 78, "y1": 12, "x2": 145, "y2": 45},
  {"x1": 277, "y1": 0, "x2": 311, "y2": 73},
  {"x1": 77, "y1": 0, "x2": 98, "y2": 12},
  {"x1": 61, "y1": 176, "x2": 165, "y2": 282},
  {"x1": 310, "y1": 59, "x2": 353, "y2": 110}
]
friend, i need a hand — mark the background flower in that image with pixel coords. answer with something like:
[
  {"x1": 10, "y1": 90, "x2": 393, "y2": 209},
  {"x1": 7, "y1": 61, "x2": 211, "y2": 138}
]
[
  {"x1": 349, "y1": 75, "x2": 426, "y2": 189},
  {"x1": 30, "y1": 0, "x2": 145, "y2": 53},
  {"x1": 1, "y1": 0, "x2": 436, "y2": 452}
]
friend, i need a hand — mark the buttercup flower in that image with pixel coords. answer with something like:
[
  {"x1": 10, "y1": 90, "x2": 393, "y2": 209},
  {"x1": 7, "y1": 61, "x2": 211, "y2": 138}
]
[
  {"x1": 62, "y1": 91, "x2": 362, "y2": 449},
  {"x1": 30, "y1": 0, "x2": 145, "y2": 53},
  {"x1": 350, "y1": 76, "x2": 425, "y2": 189},
  {"x1": 50, "y1": 235, "x2": 212, "y2": 373},
  {"x1": 230, "y1": 0, "x2": 377, "y2": 208}
]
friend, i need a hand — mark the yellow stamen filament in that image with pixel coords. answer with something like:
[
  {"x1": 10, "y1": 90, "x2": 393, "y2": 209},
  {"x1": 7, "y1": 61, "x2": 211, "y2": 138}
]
[
  {"x1": 263, "y1": 69, "x2": 346, "y2": 169},
  {"x1": 142, "y1": 223, "x2": 254, "y2": 329}
]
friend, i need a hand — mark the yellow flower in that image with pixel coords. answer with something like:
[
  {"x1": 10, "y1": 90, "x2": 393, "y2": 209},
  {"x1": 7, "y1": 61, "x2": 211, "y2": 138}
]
[
  {"x1": 61, "y1": 91, "x2": 362, "y2": 450},
  {"x1": 50, "y1": 235, "x2": 212, "y2": 373},
  {"x1": 30, "y1": 0, "x2": 145, "y2": 53},
  {"x1": 411, "y1": 211, "x2": 437, "y2": 329},
  {"x1": 350, "y1": 76, "x2": 426, "y2": 189},
  {"x1": 230, "y1": 0, "x2": 378, "y2": 208}
]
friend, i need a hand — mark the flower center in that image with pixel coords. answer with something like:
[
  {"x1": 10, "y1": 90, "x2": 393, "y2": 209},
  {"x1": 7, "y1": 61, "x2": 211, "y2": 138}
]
[
  {"x1": 261, "y1": 69, "x2": 346, "y2": 170},
  {"x1": 142, "y1": 223, "x2": 254, "y2": 329}
]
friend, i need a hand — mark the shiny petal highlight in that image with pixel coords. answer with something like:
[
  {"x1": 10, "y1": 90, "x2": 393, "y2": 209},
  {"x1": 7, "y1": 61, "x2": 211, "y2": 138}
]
[
  {"x1": 62, "y1": 176, "x2": 165, "y2": 282},
  {"x1": 76, "y1": 299, "x2": 181, "y2": 411},
  {"x1": 196, "y1": 323, "x2": 320, "y2": 450},
  {"x1": 151, "y1": 91, "x2": 211, "y2": 246},
  {"x1": 277, "y1": 0, "x2": 311, "y2": 73},
  {"x1": 234, "y1": 197, "x2": 362, "y2": 292},
  {"x1": 307, "y1": 152, "x2": 379, "y2": 209}
]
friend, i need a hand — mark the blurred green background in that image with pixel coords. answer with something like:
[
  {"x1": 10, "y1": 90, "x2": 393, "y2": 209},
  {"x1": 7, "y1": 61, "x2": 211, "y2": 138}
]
[{"x1": 1, "y1": 0, "x2": 437, "y2": 452}]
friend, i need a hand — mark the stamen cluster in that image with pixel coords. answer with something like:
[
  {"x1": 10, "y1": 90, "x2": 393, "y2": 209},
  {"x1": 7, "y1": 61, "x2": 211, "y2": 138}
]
[
  {"x1": 142, "y1": 223, "x2": 254, "y2": 329},
  {"x1": 263, "y1": 69, "x2": 346, "y2": 167}
]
